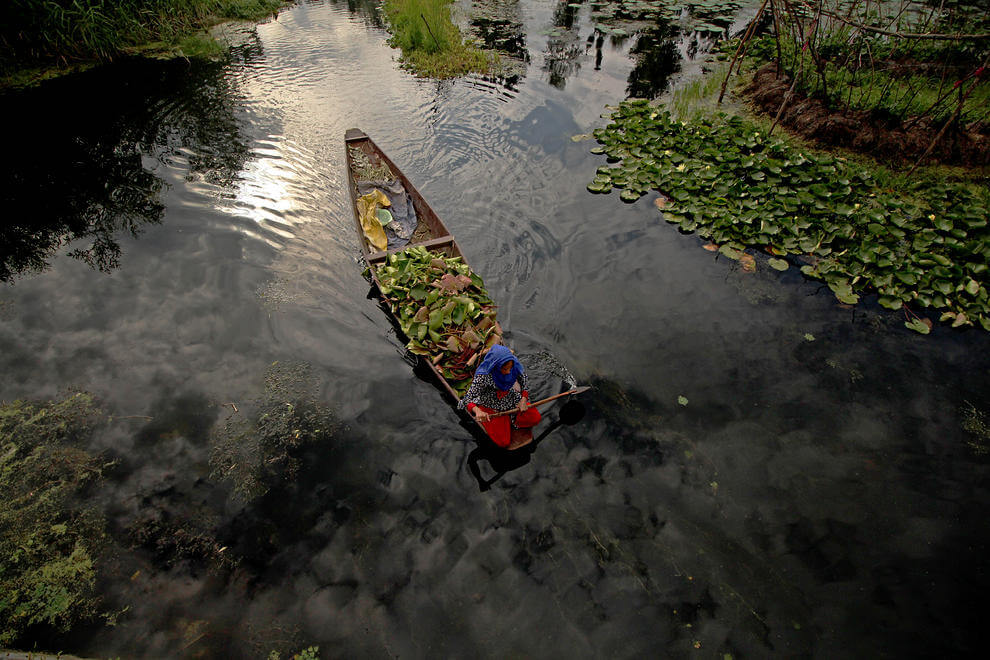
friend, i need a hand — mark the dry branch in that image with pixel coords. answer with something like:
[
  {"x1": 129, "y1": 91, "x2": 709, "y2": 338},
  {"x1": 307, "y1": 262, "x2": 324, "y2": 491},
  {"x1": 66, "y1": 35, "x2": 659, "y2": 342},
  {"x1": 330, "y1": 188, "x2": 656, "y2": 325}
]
[{"x1": 815, "y1": 7, "x2": 990, "y2": 40}]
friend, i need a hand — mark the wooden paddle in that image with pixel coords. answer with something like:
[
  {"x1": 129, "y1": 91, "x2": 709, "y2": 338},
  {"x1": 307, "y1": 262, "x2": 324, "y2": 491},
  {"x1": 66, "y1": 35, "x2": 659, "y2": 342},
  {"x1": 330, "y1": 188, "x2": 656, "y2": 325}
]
[{"x1": 487, "y1": 386, "x2": 590, "y2": 419}]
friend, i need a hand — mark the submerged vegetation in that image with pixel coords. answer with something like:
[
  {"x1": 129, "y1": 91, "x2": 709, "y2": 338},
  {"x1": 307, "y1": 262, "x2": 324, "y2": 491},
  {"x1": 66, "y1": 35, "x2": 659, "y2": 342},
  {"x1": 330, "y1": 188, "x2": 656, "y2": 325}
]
[
  {"x1": 210, "y1": 361, "x2": 339, "y2": 503},
  {"x1": 0, "y1": 0, "x2": 287, "y2": 82},
  {"x1": 0, "y1": 393, "x2": 111, "y2": 646},
  {"x1": 963, "y1": 402, "x2": 990, "y2": 454},
  {"x1": 384, "y1": 0, "x2": 497, "y2": 77},
  {"x1": 587, "y1": 100, "x2": 989, "y2": 333}
]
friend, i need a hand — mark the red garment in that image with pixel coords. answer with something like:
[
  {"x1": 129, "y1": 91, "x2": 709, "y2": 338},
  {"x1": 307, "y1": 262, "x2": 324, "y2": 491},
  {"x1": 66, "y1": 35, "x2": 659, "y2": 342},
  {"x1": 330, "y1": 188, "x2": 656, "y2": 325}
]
[{"x1": 466, "y1": 403, "x2": 542, "y2": 448}]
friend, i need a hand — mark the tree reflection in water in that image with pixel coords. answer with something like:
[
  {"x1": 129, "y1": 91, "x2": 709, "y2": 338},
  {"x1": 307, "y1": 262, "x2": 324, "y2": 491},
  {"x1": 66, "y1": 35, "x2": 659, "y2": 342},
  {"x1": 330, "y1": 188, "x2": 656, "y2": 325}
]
[
  {"x1": 541, "y1": 0, "x2": 685, "y2": 94},
  {"x1": 626, "y1": 20, "x2": 681, "y2": 99},
  {"x1": 543, "y1": 0, "x2": 587, "y2": 88},
  {"x1": 330, "y1": 0, "x2": 388, "y2": 29},
  {"x1": 0, "y1": 55, "x2": 254, "y2": 283},
  {"x1": 470, "y1": 0, "x2": 529, "y2": 61}
]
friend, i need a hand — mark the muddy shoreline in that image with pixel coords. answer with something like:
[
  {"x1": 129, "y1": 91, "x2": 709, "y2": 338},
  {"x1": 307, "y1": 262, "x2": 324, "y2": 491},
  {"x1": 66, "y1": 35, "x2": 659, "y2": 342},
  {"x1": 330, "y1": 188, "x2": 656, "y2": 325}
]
[{"x1": 744, "y1": 63, "x2": 990, "y2": 168}]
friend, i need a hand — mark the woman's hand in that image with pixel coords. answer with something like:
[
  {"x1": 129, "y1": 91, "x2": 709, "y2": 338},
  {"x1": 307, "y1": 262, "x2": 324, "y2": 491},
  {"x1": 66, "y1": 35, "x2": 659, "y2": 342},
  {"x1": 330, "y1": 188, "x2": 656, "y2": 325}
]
[
  {"x1": 518, "y1": 396, "x2": 529, "y2": 412},
  {"x1": 473, "y1": 408, "x2": 490, "y2": 423}
]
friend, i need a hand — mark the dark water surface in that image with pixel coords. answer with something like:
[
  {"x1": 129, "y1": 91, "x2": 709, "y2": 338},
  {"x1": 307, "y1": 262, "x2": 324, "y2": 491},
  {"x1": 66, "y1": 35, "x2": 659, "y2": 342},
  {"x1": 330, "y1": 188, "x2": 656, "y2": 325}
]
[{"x1": 2, "y1": 1, "x2": 989, "y2": 657}]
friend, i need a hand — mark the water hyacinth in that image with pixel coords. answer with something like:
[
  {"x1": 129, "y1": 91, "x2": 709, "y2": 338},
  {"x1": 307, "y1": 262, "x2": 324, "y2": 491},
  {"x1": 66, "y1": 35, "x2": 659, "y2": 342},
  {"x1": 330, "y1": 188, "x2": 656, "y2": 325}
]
[{"x1": 588, "y1": 100, "x2": 990, "y2": 332}]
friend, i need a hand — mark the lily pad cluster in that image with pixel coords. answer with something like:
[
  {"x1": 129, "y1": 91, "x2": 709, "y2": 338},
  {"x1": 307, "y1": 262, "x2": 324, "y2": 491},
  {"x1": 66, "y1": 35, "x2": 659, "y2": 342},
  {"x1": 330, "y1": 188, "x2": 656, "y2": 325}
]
[
  {"x1": 375, "y1": 246, "x2": 503, "y2": 395},
  {"x1": 587, "y1": 100, "x2": 990, "y2": 332},
  {"x1": 589, "y1": 0, "x2": 738, "y2": 35}
]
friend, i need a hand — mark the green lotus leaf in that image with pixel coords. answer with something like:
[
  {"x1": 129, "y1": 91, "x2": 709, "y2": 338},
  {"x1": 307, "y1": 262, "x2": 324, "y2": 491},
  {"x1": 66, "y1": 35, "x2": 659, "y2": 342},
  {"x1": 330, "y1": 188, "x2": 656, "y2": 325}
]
[
  {"x1": 768, "y1": 258, "x2": 789, "y2": 271},
  {"x1": 933, "y1": 216, "x2": 953, "y2": 231},
  {"x1": 719, "y1": 245, "x2": 742, "y2": 260},
  {"x1": 409, "y1": 284, "x2": 428, "y2": 300},
  {"x1": 951, "y1": 312, "x2": 971, "y2": 328},
  {"x1": 828, "y1": 280, "x2": 859, "y2": 304},
  {"x1": 905, "y1": 318, "x2": 931, "y2": 334}
]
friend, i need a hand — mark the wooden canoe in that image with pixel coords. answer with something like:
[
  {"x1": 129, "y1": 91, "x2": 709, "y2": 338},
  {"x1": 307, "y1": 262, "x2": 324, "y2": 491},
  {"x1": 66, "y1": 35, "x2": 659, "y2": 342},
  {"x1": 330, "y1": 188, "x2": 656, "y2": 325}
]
[{"x1": 344, "y1": 128, "x2": 533, "y2": 449}]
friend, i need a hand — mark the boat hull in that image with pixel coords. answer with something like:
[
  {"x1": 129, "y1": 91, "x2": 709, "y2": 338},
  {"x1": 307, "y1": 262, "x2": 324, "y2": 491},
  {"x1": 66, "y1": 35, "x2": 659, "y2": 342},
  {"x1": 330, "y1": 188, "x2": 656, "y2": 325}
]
[{"x1": 345, "y1": 128, "x2": 532, "y2": 449}]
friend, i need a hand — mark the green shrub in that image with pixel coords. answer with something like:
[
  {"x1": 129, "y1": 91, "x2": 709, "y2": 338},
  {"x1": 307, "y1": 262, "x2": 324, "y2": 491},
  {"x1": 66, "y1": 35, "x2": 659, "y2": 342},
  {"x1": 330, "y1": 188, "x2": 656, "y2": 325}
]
[{"x1": 741, "y1": 1, "x2": 990, "y2": 124}]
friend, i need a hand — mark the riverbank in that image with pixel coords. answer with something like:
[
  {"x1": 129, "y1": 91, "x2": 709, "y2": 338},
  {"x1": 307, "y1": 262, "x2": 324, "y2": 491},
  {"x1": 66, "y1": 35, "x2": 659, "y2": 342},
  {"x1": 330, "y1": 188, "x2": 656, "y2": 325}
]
[
  {"x1": 744, "y1": 63, "x2": 990, "y2": 168},
  {"x1": 0, "y1": 0, "x2": 291, "y2": 90},
  {"x1": 593, "y1": 57, "x2": 990, "y2": 335},
  {"x1": 718, "y1": 0, "x2": 990, "y2": 169}
]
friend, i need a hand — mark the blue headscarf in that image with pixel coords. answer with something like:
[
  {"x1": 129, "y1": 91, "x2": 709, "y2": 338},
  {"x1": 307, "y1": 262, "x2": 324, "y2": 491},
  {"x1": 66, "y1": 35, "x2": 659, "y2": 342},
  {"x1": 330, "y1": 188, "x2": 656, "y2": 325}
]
[{"x1": 476, "y1": 345, "x2": 523, "y2": 391}]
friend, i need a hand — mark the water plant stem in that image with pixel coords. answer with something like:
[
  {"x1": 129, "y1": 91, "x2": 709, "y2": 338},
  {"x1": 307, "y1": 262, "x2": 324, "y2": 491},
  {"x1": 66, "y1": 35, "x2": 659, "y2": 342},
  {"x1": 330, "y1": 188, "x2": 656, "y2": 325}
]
[{"x1": 907, "y1": 65, "x2": 986, "y2": 175}]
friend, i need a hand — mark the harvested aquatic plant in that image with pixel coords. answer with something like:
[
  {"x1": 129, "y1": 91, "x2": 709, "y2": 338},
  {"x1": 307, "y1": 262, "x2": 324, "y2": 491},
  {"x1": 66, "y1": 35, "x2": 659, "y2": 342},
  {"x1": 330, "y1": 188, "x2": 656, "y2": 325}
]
[
  {"x1": 374, "y1": 245, "x2": 502, "y2": 396},
  {"x1": 349, "y1": 146, "x2": 394, "y2": 182}
]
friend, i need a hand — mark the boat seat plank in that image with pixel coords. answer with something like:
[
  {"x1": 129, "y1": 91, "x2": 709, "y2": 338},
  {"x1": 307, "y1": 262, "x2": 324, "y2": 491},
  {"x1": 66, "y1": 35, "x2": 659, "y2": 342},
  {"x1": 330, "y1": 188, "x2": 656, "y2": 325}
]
[{"x1": 366, "y1": 235, "x2": 455, "y2": 262}]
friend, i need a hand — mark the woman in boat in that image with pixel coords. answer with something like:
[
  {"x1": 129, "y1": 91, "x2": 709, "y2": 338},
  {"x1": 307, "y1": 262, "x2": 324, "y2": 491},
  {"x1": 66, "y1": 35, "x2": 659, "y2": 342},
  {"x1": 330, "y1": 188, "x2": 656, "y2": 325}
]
[{"x1": 460, "y1": 345, "x2": 541, "y2": 448}]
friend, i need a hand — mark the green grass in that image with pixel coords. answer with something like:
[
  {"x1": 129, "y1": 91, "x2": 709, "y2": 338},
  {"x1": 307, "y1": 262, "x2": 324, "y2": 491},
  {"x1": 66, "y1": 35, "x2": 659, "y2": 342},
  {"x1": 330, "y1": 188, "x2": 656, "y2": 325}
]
[
  {"x1": 0, "y1": 0, "x2": 288, "y2": 78},
  {"x1": 735, "y1": 0, "x2": 990, "y2": 126},
  {"x1": 175, "y1": 31, "x2": 228, "y2": 59},
  {"x1": 383, "y1": 0, "x2": 498, "y2": 78},
  {"x1": 751, "y1": 34, "x2": 990, "y2": 124},
  {"x1": 667, "y1": 62, "x2": 732, "y2": 122}
]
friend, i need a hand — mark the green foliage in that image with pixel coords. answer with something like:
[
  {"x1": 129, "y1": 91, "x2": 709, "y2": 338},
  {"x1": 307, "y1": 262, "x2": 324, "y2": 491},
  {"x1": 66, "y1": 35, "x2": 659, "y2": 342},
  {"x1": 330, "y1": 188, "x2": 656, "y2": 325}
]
[
  {"x1": 269, "y1": 646, "x2": 320, "y2": 660},
  {"x1": 589, "y1": 100, "x2": 990, "y2": 332},
  {"x1": 386, "y1": 0, "x2": 459, "y2": 54},
  {"x1": 668, "y1": 62, "x2": 729, "y2": 121},
  {"x1": 0, "y1": 0, "x2": 287, "y2": 71},
  {"x1": 383, "y1": 0, "x2": 497, "y2": 77},
  {"x1": 0, "y1": 392, "x2": 111, "y2": 645},
  {"x1": 745, "y1": 1, "x2": 990, "y2": 124},
  {"x1": 176, "y1": 31, "x2": 228, "y2": 59},
  {"x1": 589, "y1": 0, "x2": 740, "y2": 33},
  {"x1": 375, "y1": 246, "x2": 502, "y2": 396}
]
